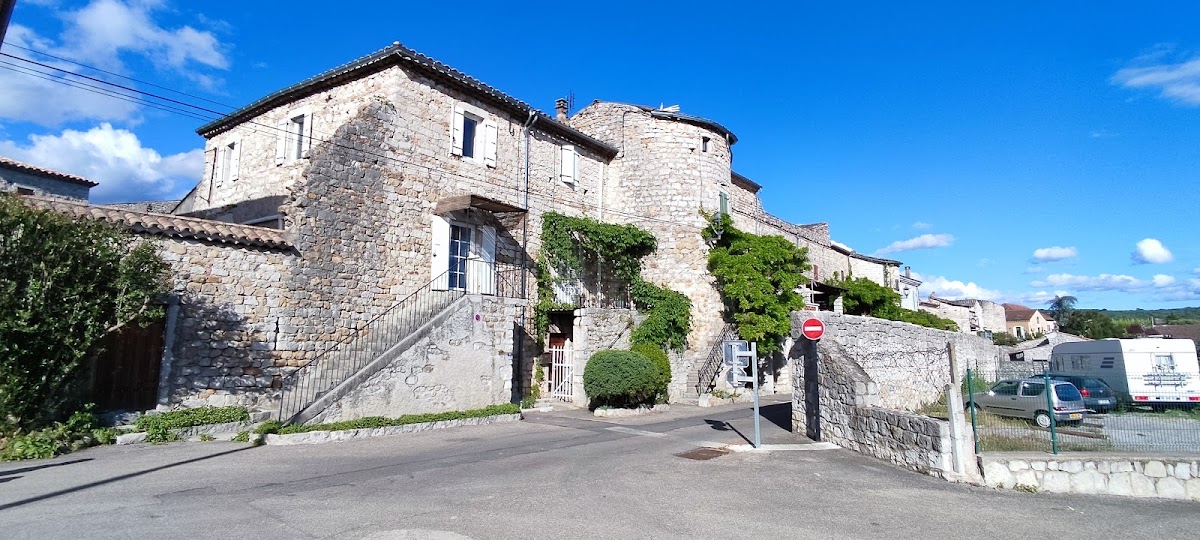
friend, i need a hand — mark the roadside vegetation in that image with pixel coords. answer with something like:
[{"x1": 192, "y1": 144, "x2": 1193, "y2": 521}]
[
  {"x1": 258, "y1": 404, "x2": 520, "y2": 436},
  {"x1": 0, "y1": 196, "x2": 171, "y2": 460},
  {"x1": 829, "y1": 275, "x2": 959, "y2": 331}
]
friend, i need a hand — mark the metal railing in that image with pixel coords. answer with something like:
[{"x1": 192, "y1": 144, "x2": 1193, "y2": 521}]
[
  {"x1": 695, "y1": 323, "x2": 739, "y2": 395},
  {"x1": 277, "y1": 259, "x2": 525, "y2": 423},
  {"x1": 965, "y1": 367, "x2": 1200, "y2": 454}
]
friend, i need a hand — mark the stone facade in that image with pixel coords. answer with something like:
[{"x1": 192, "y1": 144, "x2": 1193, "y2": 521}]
[
  {"x1": 0, "y1": 158, "x2": 94, "y2": 200},
  {"x1": 567, "y1": 307, "x2": 635, "y2": 403},
  {"x1": 791, "y1": 335, "x2": 978, "y2": 482},
  {"x1": 981, "y1": 455, "x2": 1200, "y2": 501},
  {"x1": 308, "y1": 296, "x2": 525, "y2": 423},
  {"x1": 920, "y1": 297, "x2": 1008, "y2": 335},
  {"x1": 801, "y1": 312, "x2": 1004, "y2": 411}
]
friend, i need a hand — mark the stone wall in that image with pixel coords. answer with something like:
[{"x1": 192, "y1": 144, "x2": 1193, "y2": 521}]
[
  {"x1": 802, "y1": 312, "x2": 1004, "y2": 411},
  {"x1": 0, "y1": 167, "x2": 91, "y2": 200},
  {"x1": 920, "y1": 301, "x2": 972, "y2": 335},
  {"x1": 792, "y1": 338, "x2": 977, "y2": 481},
  {"x1": 981, "y1": 455, "x2": 1200, "y2": 501},
  {"x1": 309, "y1": 295, "x2": 525, "y2": 423},
  {"x1": 570, "y1": 307, "x2": 635, "y2": 403}
]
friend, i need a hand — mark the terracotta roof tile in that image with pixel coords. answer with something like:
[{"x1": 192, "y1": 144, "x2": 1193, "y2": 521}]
[
  {"x1": 0, "y1": 156, "x2": 99, "y2": 187},
  {"x1": 19, "y1": 195, "x2": 292, "y2": 251}
]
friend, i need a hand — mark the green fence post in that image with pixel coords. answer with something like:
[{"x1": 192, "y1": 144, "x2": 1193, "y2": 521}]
[
  {"x1": 967, "y1": 368, "x2": 980, "y2": 455},
  {"x1": 1043, "y1": 368, "x2": 1058, "y2": 455}
]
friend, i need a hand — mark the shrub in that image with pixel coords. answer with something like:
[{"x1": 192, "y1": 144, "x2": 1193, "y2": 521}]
[
  {"x1": 137, "y1": 406, "x2": 249, "y2": 444},
  {"x1": 583, "y1": 350, "x2": 659, "y2": 408},
  {"x1": 0, "y1": 407, "x2": 114, "y2": 461},
  {"x1": 630, "y1": 343, "x2": 671, "y2": 401},
  {"x1": 991, "y1": 332, "x2": 1021, "y2": 346},
  {"x1": 231, "y1": 431, "x2": 250, "y2": 443},
  {"x1": 278, "y1": 404, "x2": 521, "y2": 435}
]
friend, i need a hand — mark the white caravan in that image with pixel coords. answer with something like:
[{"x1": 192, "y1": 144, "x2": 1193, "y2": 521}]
[{"x1": 1050, "y1": 338, "x2": 1200, "y2": 407}]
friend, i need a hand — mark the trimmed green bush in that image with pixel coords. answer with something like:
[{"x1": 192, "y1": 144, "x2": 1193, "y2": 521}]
[
  {"x1": 630, "y1": 343, "x2": 671, "y2": 402},
  {"x1": 278, "y1": 404, "x2": 520, "y2": 435},
  {"x1": 137, "y1": 406, "x2": 249, "y2": 443},
  {"x1": 583, "y1": 350, "x2": 659, "y2": 408}
]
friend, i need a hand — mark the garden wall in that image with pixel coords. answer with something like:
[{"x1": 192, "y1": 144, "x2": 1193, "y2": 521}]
[{"x1": 981, "y1": 455, "x2": 1200, "y2": 501}]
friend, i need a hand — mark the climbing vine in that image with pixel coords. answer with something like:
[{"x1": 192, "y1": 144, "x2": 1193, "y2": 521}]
[
  {"x1": 535, "y1": 212, "x2": 691, "y2": 352},
  {"x1": 703, "y1": 212, "x2": 810, "y2": 354}
]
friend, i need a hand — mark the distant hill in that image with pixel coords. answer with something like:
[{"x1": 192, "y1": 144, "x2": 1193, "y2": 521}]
[{"x1": 1094, "y1": 306, "x2": 1200, "y2": 324}]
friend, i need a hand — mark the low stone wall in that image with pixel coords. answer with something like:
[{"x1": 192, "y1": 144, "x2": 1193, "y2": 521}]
[
  {"x1": 792, "y1": 336, "x2": 979, "y2": 482},
  {"x1": 801, "y1": 312, "x2": 1003, "y2": 411},
  {"x1": 265, "y1": 413, "x2": 522, "y2": 445},
  {"x1": 981, "y1": 455, "x2": 1200, "y2": 501}
]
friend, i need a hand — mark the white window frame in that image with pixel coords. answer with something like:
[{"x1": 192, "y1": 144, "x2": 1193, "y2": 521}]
[
  {"x1": 560, "y1": 144, "x2": 579, "y2": 188},
  {"x1": 276, "y1": 108, "x2": 313, "y2": 165},
  {"x1": 215, "y1": 135, "x2": 241, "y2": 186},
  {"x1": 451, "y1": 103, "x2": 497, "y2": 167},
  {"x1": 430, "y1": 214, "x2": 497, "y2": 294}
]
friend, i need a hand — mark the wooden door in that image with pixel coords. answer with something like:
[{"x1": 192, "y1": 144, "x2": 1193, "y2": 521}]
[{"x1": 92, "y1": 318, "x2": 166, "y2": 411}]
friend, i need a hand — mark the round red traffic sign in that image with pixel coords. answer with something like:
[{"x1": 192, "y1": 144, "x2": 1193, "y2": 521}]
[{"x1": 801, "y1": 318, "x2": 825, "y2": 340}]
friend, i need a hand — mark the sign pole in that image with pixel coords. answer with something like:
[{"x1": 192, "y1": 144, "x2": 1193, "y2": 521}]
[{"x1": 751, "y1": 341, "x2": 761, "y2": 449}]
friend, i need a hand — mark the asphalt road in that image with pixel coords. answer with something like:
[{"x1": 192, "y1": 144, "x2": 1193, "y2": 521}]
[{"x1": 1, "y1": 397, "x2": 1197, "y2": 539}]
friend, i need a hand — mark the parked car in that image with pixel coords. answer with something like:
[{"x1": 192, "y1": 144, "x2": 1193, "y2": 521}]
[
  {"x1": 1046, "y1": 373, "x2": 1118, "y2": 413},
  {"x1": 967, "y1": 378, "x2": 1088, "y2": 428}
]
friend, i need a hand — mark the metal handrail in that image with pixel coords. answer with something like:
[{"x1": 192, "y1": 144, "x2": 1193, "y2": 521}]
[
  {"x1": 695, "y1": 323, "x2": 739, "y2": 395},
  {"x1": 277, "y1": 259, "x2": 526, "y2": 423}
]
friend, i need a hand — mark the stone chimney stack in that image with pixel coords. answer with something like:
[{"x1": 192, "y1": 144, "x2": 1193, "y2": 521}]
[
  {"x1": 905, "y1": 266, "x2": 912, "y2": 278},
  {"x1": 555, "y1": 98, "x2": 568, "y2": 121}
]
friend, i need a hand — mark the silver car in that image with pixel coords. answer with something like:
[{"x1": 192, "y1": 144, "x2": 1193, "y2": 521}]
[{"x1": 968, "y1": 378, "x2": 1087, "y2": 428}]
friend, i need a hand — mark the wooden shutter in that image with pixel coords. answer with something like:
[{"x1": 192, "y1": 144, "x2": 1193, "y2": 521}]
[
  {"x1": 213, "y1": 144, "x2": 226, "y2": 186},
  {"x1": 478, "y1": 225, "x2": 497, "y2": 295},
  {"x1": 302, "y1": 114, "x2": 314, "y2": 157},
  {"x1": 451, "y1": 106, "x2": 465, "y2": 156},
  {"x1": 275, "y1": 121, "x2": 287, "y2": 165},
  {"x1": 430, "y1": 214, "x2": 451, "y2": 290},
  {"x1": 560, "y1": 145, "x2": 576, "y2": 186},
  {"x1": 229, "y1": 139, "x2": 241, "y2": 181},
  {"x1": 483, "y1": 120, "x2": 498, "y2": 167}
]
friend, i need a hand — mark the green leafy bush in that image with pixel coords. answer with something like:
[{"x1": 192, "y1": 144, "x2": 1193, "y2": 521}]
[
  {"x1": 991, "y1": 332, "x2": 1021, "y2": 346},
  {"x1": 630, "y1": 343, "x2": 671, "y2": 401},
  {"x1": 583, "y1": 350, "x2": 659, "y2": 408},
  {"x1": 0, "y1": 408, "x2": 114, "y2": 461},
  {"x1": 630, "y1": 280, "x2": 692, "y2": 352},
  {"x1": 278, "y1": 404, "x2": 520, "y2": 435},
  {"x1": 137, "y1": 406, "x2": 249, "y2": 443},
  {"x1": 519, "y1": 396, "x2": 536, "y2": 409},
  {"x1": 0, "y1": 196, "x2": 171, "y2": 431},
  {"x1": 231, "y1": 431, "x2": 250, "y2": 443},
  {"x1": 254, "y1": 420, "x2": 283, "y2": 435}
]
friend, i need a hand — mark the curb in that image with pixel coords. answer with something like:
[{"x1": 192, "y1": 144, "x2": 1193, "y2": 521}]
[{"x1": 264, "y1": 413, "x2": 522, "y2": 446}]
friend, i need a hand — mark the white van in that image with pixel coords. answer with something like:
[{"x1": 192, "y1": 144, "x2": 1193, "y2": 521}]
[{"x1": 1049, "y1": 338, "x2": 1200, "y2": 407}]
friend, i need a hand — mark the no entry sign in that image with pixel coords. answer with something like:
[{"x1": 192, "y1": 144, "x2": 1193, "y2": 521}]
[{"x1": 801, "y1": 318, "x2": 825, "y2": 340}]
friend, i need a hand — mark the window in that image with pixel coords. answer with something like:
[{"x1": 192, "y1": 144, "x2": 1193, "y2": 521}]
[
  {"x1": 559, "y1": 144, "x2": 578, "y2": 187},
  {"x1": 1154, "y1": 354, "x2": 1176, "y2": 371},
  {"x1": 451, "y1": 104, "x2": 497, "y2": 167},
  {"x1": 15, "y1": 186, "x2": 34, "y2": 196},
  {"x1": 448, "y1": 224, "x2": 473, "y2": 289},
  {"x1": 1013, "y1": 327, "x2": 1024, "y2": 339},
  {"x1": 702, "y1": 136, "x2": 711, "y2": 152},
  {"x1": 991, "y1": 381, "x2": 1018, "y2": 396},
  {"x1": 1019, "y1": 382, "x2": 1045, "y2": 397},
  {"x1": 244, "y1": 215, "x2": 282, "y2": 229},
  {"x1": 719, "y1": 191, "x2": 729, "y2": 215},
  {"x1": 276, "y1": 111, "x2": 312, "y2": 164},
  {"x1": 430, "y1": 215, "x2": 497, "y2": 294},
  {"x1": 215, "y1": 138, "x2": 240, "y2": 185}
]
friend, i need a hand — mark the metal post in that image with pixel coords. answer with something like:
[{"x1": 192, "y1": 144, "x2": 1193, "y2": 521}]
[
  {"x1": 967, "y1": 369, "x2": 980, "y2": 455},
  {"x1": 1043, "y1": 368, "x2": 1058, "y2": 455},
  {"x1": 751, "y1": 341, "x2": 761, "y2": 449}
]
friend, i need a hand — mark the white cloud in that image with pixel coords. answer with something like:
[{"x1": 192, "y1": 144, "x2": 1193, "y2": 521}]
[
  {"x1": 1153, "y1": 274, "x2": 1176, "y2": 287},
  {"x1": 1113, "y1": 53, "x2": 1200, "y2": 105},
  {"x1": 0, "y1": 124, "x2": 203, "y2": 203},
  {"x1": 0, "y1": 1, "x2": 228, "y2": 126},
  {"x1": 1016, "y1": 290, "x2": 1074, "y2": 306},
  {"x1": 1132, "y1": 238, "x2": 1174, "y2": 264},
  {"x1": 1031, "y1": 246, "x2": 1078, "y2": 262},
  {"x1": 911, "y1": 221, "x2": 933, "y2": 230},
  {"x1": 1024, "y1": 266, "x2": 1044, "y2": 274},
  {"x1": 1031, "y1": 273, "x2": 1151, "y2": 291},
  {"x1": 874, "y1": 233, "x2": 954, "y2": 255},
  {"x1": 921, "y1": 275, "x2": 1002, "y2": 301}
]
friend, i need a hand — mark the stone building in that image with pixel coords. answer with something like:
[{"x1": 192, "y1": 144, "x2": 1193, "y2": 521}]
[
  {"x1": 24, "y1": 40, "x2": 920, "y2": 417},
  {"x1": 920, "y1": 296, "x2": 1007, "y2": 336},
  {"x1": 0, "y1": 156, "x2": 96, "y2": 201},
  {"x1": 1003, "y1": 303, "x2": 1056, "y2": 339}
]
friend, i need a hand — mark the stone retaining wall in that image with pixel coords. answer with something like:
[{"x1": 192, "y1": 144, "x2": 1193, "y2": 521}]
[
  {"x1": 265, "y1": 413, "x2": 521, "y2": 445},
  {"x1": 981, "y1": 455, "x2": 1200, "y2": 501},
  {"x1": 802, "y1": 312, "x2": 1003, "y2": 411}
]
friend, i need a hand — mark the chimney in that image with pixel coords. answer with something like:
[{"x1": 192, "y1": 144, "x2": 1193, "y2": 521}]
[
  {"x1": 904, "y1": 266, "x2": 911, "y2": 278},
  {"x1": 555, "y1": 98, "x2": 568, "y2": 121}
]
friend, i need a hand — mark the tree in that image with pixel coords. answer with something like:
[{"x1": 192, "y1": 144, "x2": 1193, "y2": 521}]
[
  {"x1": 1046, "y1": 295, "x2": 1077, "y2": 329},
  {"x1": 831, "y1": 276, "x2": 959, "y2": 331},
  {"x1": 705, "y1": 213, "x2": 810, "y2": 354},
  {"x1": 1061, "y1": 310, "x2": 1123, "y2": 339},
  {"x1": 0, "y1": 196, "x2": 171, "y2": 431}
]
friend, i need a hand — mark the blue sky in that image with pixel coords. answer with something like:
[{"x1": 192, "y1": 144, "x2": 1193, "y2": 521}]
[{"x1": 2, "y1": 0, "x2": 1198, "y2": 310}]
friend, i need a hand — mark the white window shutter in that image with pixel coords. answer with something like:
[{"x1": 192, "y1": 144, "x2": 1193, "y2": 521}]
[
  {"x1": 451, "y1": 106, "x2": 465, "y2": 156},
  {"x1": 483, "y1": 120, "x2": 498, "y2": 168},
  {"x1": 478, "y1": 225, "x2": 497, "y2": 295},
  {"x1": 560, "y1": 145, "x2": 576, "y2": 186},
  {"x1": 430, "y1": 214, "x2": 451, "y2": 290},
  {"x1": 213, "y1": 145, "x2": 226, "y2": 186},
  {"x1": 302, "y1": 114, "x2": 314, "y2": 157},
  {"x1": 275, "y1": 121, "x2": 287, "y2": 165},
  {"x1": 229, "y1": 140, "x2": 241, "y2": 181}
]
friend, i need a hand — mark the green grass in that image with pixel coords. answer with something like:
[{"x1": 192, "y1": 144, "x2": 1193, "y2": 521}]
[
  {"x1": 275, "y1": 404, "x2": 521, "y2": 435},
  {"x1": 136, "y1": 406, "x2": 250, "y2": 444}
]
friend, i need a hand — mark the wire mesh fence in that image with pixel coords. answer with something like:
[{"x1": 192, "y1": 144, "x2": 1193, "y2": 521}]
[{"x1": 966, "y1": 366, "x2": 1200, "y2": 455}]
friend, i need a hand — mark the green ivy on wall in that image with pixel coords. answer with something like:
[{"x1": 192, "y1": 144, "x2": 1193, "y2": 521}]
[
  {"x1": 535, "y1": 212, "x2": 691, "y2": 352},
  {"x1": 703, "y1": 212, "x2": 811, "y2": 354}
]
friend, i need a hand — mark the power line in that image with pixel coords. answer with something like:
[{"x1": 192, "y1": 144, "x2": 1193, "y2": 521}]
[
  {"x1": 0, "y1": 42, "x2": 237, "y2": 110},
  {"x1": 0, "y1": 61, "x2": 216, "y2": 122}
]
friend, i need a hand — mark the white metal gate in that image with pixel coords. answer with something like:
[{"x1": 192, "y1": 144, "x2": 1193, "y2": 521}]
[{"x1": 549, "y1": 343, "x2": 573, "y2": 402}]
